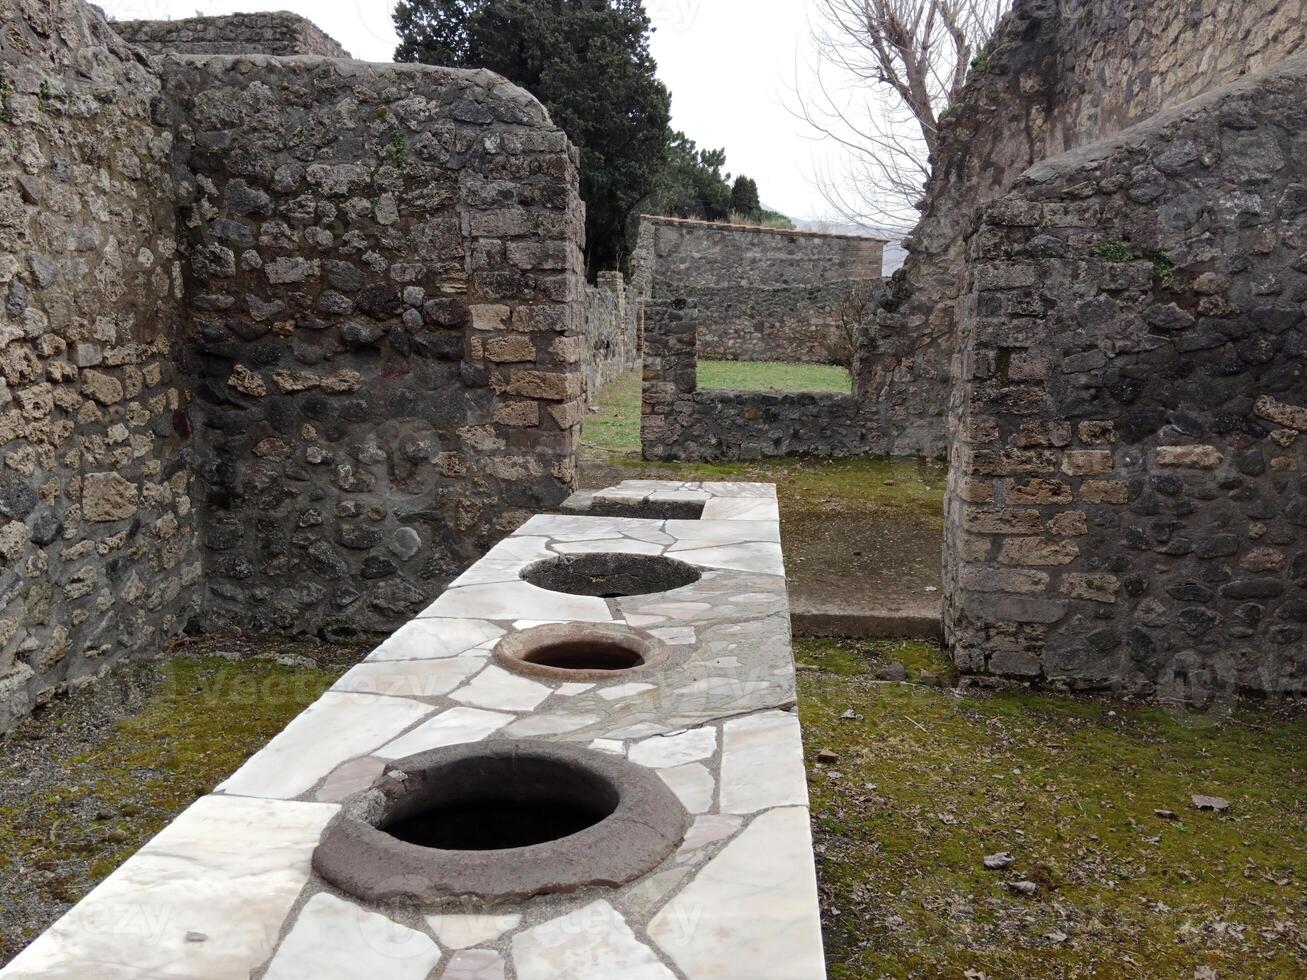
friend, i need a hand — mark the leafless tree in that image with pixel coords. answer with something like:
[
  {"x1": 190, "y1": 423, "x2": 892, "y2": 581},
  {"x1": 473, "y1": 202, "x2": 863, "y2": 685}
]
[{"x1": 793, "y1": 0, "x2": 1009, "y2": 232}]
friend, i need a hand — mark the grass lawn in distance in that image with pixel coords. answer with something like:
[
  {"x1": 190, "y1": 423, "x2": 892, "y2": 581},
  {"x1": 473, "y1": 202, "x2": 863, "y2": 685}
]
[{"x1": 698, "y1": 359, "x2": 852, "y2": 394}]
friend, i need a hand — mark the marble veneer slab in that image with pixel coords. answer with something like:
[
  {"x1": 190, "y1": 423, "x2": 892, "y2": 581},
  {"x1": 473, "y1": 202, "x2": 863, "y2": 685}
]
[
  {"x1": 2, "y1": 481, "x2": 826, "y2": 980},
  {"x1": 1, "y1": 796, "x2": 336, "y2": 979}
]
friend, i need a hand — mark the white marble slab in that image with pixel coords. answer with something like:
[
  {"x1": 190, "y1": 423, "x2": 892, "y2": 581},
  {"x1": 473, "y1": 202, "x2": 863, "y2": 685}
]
[
  {"x1": 628, "y1": 728, "x2": 718, "y2": 768},
  {"x1": 426, "y1": 913, "x2": 521, "y2": 950},
  {"x1": 1, "y1": 796, "x2": 335, "y2": 980},
  {"x1": 672, "y1": 542, "x2": 785, "y2": 576},
  {"x1": 553, "y1": 538, "x2": 664, "y2": 556},
  {"x1": 441, "y1": 949, "x2": 506, "y2": 979},
  {"x1": 648, "y1": 807, "x2": 826, "y2": 980},
  {"x1": 375, "y1": 706, "x2": 515, "y2": 760},
  {"x1": 511, "y1": 901, "x2": 676, "y2": 980},
  {"x1": 218, "y1": 692, "x2": 434, "y2": 800},
  {"x1": 264, "y1": 893, "x2": 442, "y2": 980},
  {"x1": 719, "y1": 710, "x2": 810, "y2": 814},
  {"x1": 421, "y1": 582, "x2": 612, "y2": 623},
  {"x1": 700, "y1": 498, "x2": 781, "y2": 521},
  {"x1": 333, "y1": 658, "x2": 483, "y2": 698},
  {"x1": 665, "y1": 519, "x2": 781, "y2": 543},
  {"x1": 450, "y1": 665, "x2": 552, "y2": 712},
  {"x1": 658, "y1": 763, "x2": 715, "y2": 814},
  {"x1": 366, "y1": 618, "x2": 504, "y2": 662}
]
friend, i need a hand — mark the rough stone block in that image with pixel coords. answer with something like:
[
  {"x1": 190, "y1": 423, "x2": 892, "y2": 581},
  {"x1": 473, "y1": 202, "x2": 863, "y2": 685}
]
[
  {"x1": 999, "y1": 537, "x2": 1079, "y2": 566},
  {"x1": 1156, "y1": 445, "x2": 1224, "y2": 468}
]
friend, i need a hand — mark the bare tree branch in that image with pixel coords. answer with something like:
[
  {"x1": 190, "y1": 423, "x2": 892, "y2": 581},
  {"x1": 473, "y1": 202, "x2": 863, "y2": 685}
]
[{"x1": 790, "y1": 0, "x2": 1008, "y2": 232}]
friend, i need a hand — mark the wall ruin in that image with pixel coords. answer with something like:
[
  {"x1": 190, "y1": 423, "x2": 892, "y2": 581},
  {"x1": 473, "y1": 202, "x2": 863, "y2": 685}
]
[
  {"x1": 582, "y1": 270, "x2": 640, "y2": 405},
  {"x1": 114, "y1": 13, "x2": 351, "y2": 59},
  {"x1": 0, "y1": 0, "x2": 202, "y2": 730},
  {"x1": 0, "y1": 0, "x2": 585, "y2": 730},
  {"x1": 644, "y1": 216, "x2": 884, "y2": 364},
  {"x1": 867, "y1": 0, "x2": 1307, "y2": 476},
  {"x1": 638, "y1": 217, "x2": 914, "y2": 461},
  {"x1": 934, "y1": 1, "x2": 1307, "y2": 697}
]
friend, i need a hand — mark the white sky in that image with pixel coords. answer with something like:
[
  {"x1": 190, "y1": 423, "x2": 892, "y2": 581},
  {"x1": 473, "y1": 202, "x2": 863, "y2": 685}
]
[{"x1": 99, "y1": 0, "x2": 846, "y2": 222}]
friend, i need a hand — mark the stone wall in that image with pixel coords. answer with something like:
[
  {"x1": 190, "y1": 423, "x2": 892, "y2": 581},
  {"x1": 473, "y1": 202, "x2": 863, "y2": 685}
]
[
  {"x1": 114, "y1": 13, "x2": 350, "y2": 59},
  {"x1": 866, "y1": 0, "x2": 1307, "y2": 473},
  {"x1": 944, "y1": 54, "x2": 1307, "y2": 698},
  {"x1": 161, "y1": 55, "x2": 585, "y2": 639},
  {"x1": 641, "y1": 296, "x2": 874, "y2": 461},
  {"x1": 583, "y1": 270, "x2": 639, "y2": 405},
  {"x1": 639, "y1": 219, "x2": 921, "y2": 461},
  {"x1": 644, "y1": 216, "x2": 885, "y2": 364},
  {"x1": 0, "y1": 0, "x2": 202, "y2": 729},
  {"x1": 0, "y1": 0, "x2": 585, "y2": 731}
]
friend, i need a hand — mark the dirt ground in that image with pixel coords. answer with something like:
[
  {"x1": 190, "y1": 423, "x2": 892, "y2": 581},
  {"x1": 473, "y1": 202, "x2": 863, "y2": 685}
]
[{"x1": 581, "y1": 448, "x2": 946, "y2": 627}]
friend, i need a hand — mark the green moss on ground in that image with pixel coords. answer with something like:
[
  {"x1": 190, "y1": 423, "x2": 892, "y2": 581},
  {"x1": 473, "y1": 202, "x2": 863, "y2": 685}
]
[
  {"x1": 795, "y1": 638, "x2": 1307, "y2": 978},
  {"x1": 0, "y1": 646, "x2": 350, "y2": 962},
  {"x1": 697, "y1": 359, "x2": 852, "y2": 394}
]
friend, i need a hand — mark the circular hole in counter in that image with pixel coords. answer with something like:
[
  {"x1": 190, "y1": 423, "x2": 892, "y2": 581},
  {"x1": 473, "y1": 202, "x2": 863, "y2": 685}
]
[
  {"x1": 493, "y1": 623, "x2": 672, "y2": 681},
  {"x1": 312, "y1": 741, "x2": 690, "y2": 904},
  {"x1": 521, "y1": 552, "x2": 701, "y2": 599}
]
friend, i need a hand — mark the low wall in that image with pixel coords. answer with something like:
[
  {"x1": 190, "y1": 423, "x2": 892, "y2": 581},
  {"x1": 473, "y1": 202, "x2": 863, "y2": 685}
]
[
  {"x1": 945, "y1": 55, "x2": 1307, "y2": 698},
  {"x1": 0, "y1": 0, "x2": 202, "y2": 729},
  {"x1": 115, "y1": 13, "x2": 350, "y2": 58},
  {"x1": 583, "y1": 270, "x2": 640, "y2": 403},
  {"x1": 639, "y1": 219, "x2": 927, "y2": 461},
  {"x1": 644, "y1": 216, "x2": 884, "y2": 364},
  {"x1": 641, "y1": 298, "x2": 876, "y2": 461}
]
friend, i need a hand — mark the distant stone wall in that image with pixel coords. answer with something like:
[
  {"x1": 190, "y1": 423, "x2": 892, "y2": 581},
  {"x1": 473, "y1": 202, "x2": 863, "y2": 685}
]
[
  {"x1": 644, "y1": 217, "x2": 884, "y2": 364},
  {"x1": 641, "y1": 297, "x2": 874, "y2": 462},
  {"x1": 639, "y1": 218, "x2": 919, "y2": 461},
  {"x1": 162, "y1": 55, "x2": 585, "y2": 639},
  {"x1": 944, "y1": 54, "x2": 1307, "y2": 698},
  {"x1": 115, "y1": 13, "x2": 350, "y2": 59},
  {"x1": 583, "y1": 271, "x2": 639, "y2": 404},
  {"x1": 0, "y1": 0, "x2": 201, "y2": 729}
]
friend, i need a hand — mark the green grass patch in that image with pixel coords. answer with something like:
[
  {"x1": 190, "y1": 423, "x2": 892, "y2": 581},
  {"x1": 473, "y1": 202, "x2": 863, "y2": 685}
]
[
  {"x1": 795, "y1": 638, "x2": 1307, "y2": 978},
  {"x1": 0, "y1": 650, "x2": 348, "y2": 962},
  {"x1": 582, "y1": 370, "x2": 642, "y2": 454},
  {"x1": 697, "y1": 359, "x2": 852, "y2": 394}
]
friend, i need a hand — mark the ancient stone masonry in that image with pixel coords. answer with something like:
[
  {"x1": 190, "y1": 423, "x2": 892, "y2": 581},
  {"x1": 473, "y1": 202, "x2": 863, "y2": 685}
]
[
  {"x1": 582, "y1": 270, "x2": 640, "y2": 405},
  {"x1": 645, "y1": 215, "x2": 885, "y2": 364},
  {"x1": 639, "y1": 218, "x2": 918, "y2": 461},
  {"x1": 161, "y1": 55, "x2": 585, "y2": 639},
  {"x1": 0, "y1": 0, "x2": 585, "y2": 731},
  {"x1": 641, "y1": 296, "x2": 873, "y2": 462},
  {"x1": 0, "y1": 0, "x2": 202, "y2": 730},
  {"x1": 944, "y1": 53, "x2": 1307, "y2": 697},
  {"x1": 866, "y1": 0, "x2": 1307, "y2": 471},
  {"x1": 114, "y1": 13, "x2": 351, "y2": 59}
]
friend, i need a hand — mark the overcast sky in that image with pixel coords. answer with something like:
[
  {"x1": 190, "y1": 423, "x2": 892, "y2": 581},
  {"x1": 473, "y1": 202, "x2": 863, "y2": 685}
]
[{"x1": 99, "y1": 0, "x2": 847, "y2": 222}]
